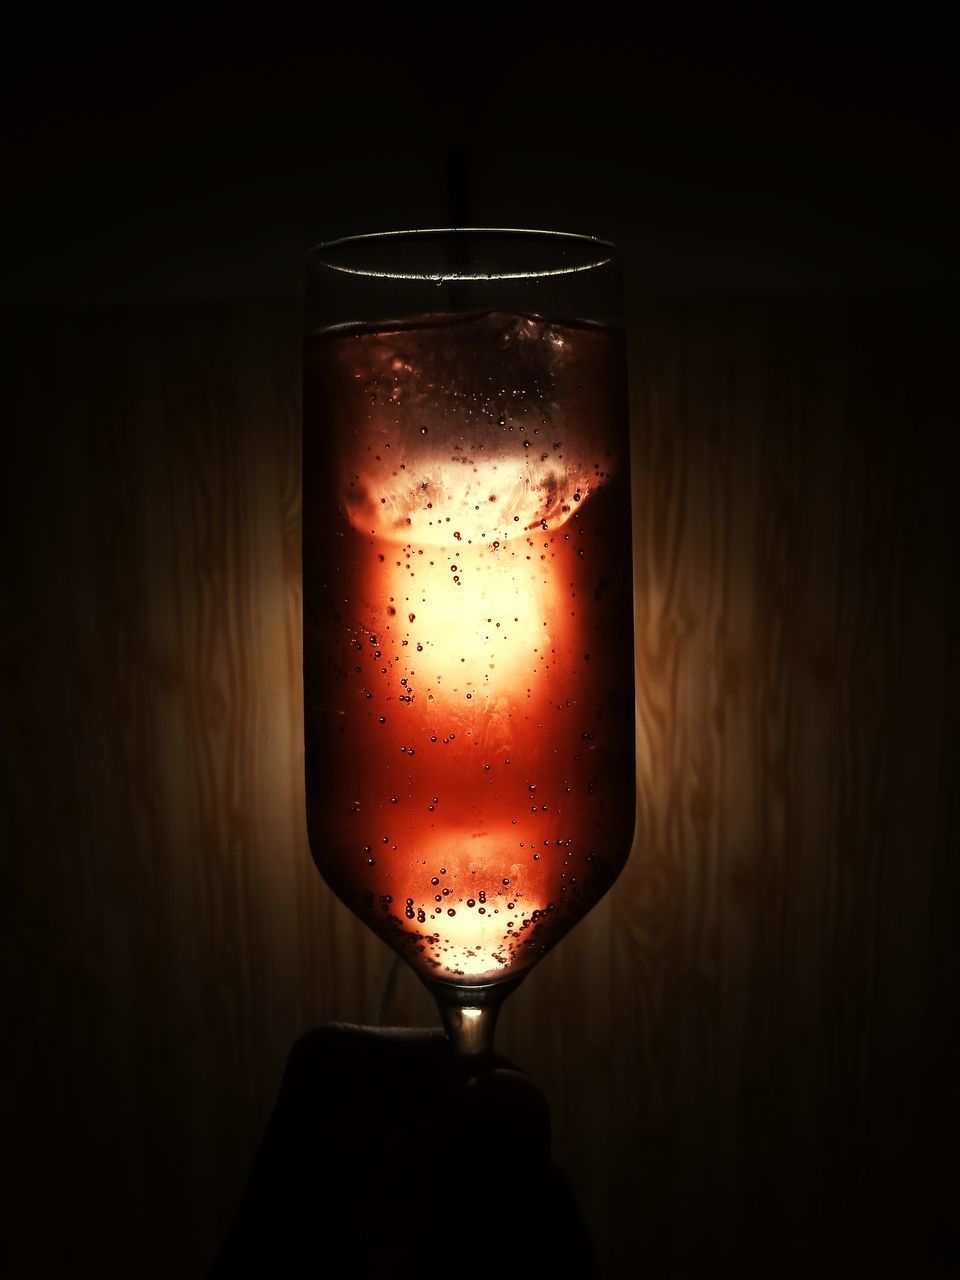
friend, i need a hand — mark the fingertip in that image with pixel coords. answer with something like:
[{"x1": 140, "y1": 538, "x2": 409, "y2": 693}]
[{"x1": 462, "y1": 1066, "x2": 551, "y2": 1158}]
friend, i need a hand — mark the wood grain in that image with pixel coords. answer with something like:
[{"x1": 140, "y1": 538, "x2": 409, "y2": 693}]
[{"x1": 2, "y1": 296, "x2": 956, "y2": 1276}]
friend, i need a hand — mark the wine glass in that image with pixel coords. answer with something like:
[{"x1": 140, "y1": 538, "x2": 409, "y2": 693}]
[{"x1": 302, "y1": 229, "x2": 635, "y2": 1065}]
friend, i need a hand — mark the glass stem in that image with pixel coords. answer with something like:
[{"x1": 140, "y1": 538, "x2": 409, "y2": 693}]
[
  {"x1": 438, "y1": 1001, "x2": 500, "y2": 1059},
  {"x1": 424, "y1": 975, "x2": 526, "y2": 1076}
]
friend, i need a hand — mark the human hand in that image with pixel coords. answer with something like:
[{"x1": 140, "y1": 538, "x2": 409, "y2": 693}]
[{"x1": 211, "y1": 1024, "x2": 593, "y2": 1276}]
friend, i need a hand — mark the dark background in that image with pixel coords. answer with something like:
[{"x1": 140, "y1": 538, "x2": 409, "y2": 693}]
[
  {"x1": 4, "y1": 27, "x2": 959, "y2": 301},
  {"x1": 3, "y1": 23, "x2": 959, "y2": 1278}
]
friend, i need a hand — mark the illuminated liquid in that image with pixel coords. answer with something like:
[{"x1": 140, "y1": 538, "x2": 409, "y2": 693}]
[{"x1": 303, "y1": 311, "x2": 635, "y2": 985}]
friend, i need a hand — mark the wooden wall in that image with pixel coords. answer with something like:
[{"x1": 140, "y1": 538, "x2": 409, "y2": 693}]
[{"x1": 3, "y1": 297, "x2": 957, "y2": 1275}]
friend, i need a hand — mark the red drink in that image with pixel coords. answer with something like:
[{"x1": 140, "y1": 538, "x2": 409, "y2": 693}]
[{"x1": 303, "y1": 311, "x2": 635, "y2": 987}]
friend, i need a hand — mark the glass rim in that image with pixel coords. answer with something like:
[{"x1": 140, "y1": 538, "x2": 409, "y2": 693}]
[{"x1": 306, "y1": 228, "x2": 618, "y2": 283}]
